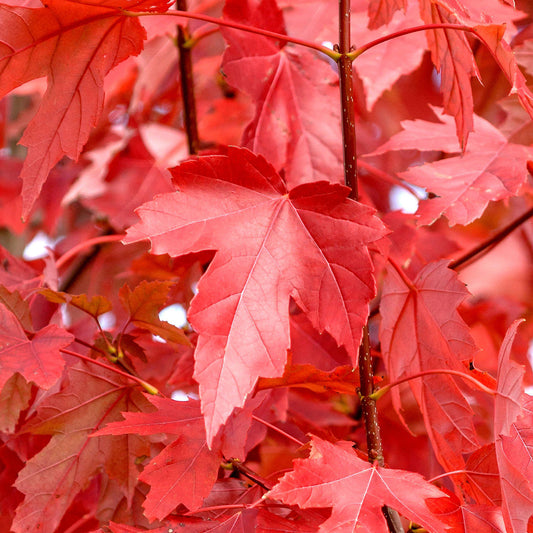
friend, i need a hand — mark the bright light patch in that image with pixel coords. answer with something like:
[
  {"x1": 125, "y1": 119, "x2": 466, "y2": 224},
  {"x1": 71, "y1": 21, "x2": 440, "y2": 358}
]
[
  {"x1": 23, "y1": 231, "x2": 57, "y2": 260},
  {"x1": 389, "y1": 185, "x2": 426, "y2": 214},
  {"x1": 98, "y1": 311, "x2": 116, "y2": 330},
  {"x1": 159, "y1": 303, "x2": 188, "y2": 329},
  {"x1": 171, "y1": 390, "x2": 199, "y2": 402},
  {"x1": 60, "y1": 304, "x2": 71, "y2": 328}
]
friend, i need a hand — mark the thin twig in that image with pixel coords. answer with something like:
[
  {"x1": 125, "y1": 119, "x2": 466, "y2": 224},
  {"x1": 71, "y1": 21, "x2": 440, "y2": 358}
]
[{"x1": 449, "y1": 205, "x2": 533, "y2": 270}]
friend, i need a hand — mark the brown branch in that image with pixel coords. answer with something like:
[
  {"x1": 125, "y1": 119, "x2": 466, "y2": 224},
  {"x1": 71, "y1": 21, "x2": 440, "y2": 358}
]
[
  {"x1": 176, "y1": 0, "x2": 200, "y2": 155},
  {"x1": 449, "y1": 205, "x2": 533, "y2": 270},
  {"x1": 228, "y1": 458, "x2": 272, "y2": 491},
  {"x1": 337, "y1": 1, "x2": 402, "y2": 531},
  {"x1": 337, "y1": 0, "x2": 357, "y2": 199}
]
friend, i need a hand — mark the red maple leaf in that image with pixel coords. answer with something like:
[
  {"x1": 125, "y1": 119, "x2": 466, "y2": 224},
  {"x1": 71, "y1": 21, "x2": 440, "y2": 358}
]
[
  {"x1": 495, "y1": 319, "x2": 525, "y2": 437},
  {"x1": 119, "y1": 280, "x2": 191, "y2": 346},
  {"x1": 367, "y1": 0, "x2": 407, "y2": 29},
  {"x1": 419, "y1": 0, "x2": 479, "y2": 148},
  {"x1": 370, "y1": 110, "x2": 533, "y2": 225},
  {"x1": 0, "y1": 0, "x2": 170, "y2": 216},
  {"x1": 269, "y1": 435, "x2": 449, "y2": 532},
  {"x1": 494, "y1": 323, "x2": 533, "y2": 532},
  {"x1": 221, "y1": 0, "x2": 343, "y2": 188},
  {"x1": 0, "y1": 303, "x2": 73, "y2": 392},
  {"x1": 95, "y1": 394, "x2": 221, "y2": 519},
  {"x1": 12, "y1": 361, "x2": 151, "y2": 533},
  {"x1": 379, "y1": 260, "x2": 479, "y2": 470},
  {"x1": 125, "y1": 147, "x2": 385, "y2": 442},
  {"x1": 496, "y1": 398, "x2": 533, "y2": 533}
]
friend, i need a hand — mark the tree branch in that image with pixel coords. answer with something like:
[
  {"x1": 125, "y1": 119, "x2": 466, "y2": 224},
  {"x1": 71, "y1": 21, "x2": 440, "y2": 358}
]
[
  {"x1": 337, "y1": 2, "x2": 403, "y2": 530},
  {"x1": 176, "y1": 0, "x2": 200, "y2": 154}
]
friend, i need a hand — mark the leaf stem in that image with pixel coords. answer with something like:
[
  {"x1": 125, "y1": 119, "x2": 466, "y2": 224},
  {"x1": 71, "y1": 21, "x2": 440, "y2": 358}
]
[
  {"x1": 349, "y1": 23, "x2": 476, "y2": 60},
  {"x1": 227, "y1": 458, "x2": 273, "y2": 490},
  {"x1": 60, "y1": 348, "x2": 159, "y2": 394},
  {"x1": 55, "y1": 234, "x2": 124, "y2": 270},
  {"x1": 123, "y1": 10, "x2": 340, "y2": 60},
  {"x1": 449, "y1": 205, "x2": 533, "y2": 270},
  {"x1": 371, "y1": 369, "x2": 496, "y2": 402},
  {"x1": 251, "y1": 414, "x2": 305, "y2": 447},
  {"x1": 176, "y1": 0, "x2": 200, "y2": 154}
]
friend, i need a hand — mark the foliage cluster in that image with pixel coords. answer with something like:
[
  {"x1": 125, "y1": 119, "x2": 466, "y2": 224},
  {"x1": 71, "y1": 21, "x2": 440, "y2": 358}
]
[{"x1": 0, "y1": 0, "x2": 533, "y2": 531}]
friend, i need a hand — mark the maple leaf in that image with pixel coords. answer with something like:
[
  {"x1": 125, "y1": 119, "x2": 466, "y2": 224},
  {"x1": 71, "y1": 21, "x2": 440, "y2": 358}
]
[
  {"x1": 462, "y1": 444, "x2": 501, "y2": 506},
  {"x1": 12, "y1": 361, "x2": 151, "y2": 533},
  {"x1": 379, "y1": 260, "x2": 479, "y2": 470},
  {"x1": 125, "y1": 147, "x2": 385, "y2": 443},
  {"x1": 0, "y1": 285, "x2": 33, "y2": 331},
  {"x1": 256, "y1": 363, "x2": 360, "y2": 395},
  {"x1": 119, "y1": 280, "x2": 191, "y2": 345},
  {"x1": 39, "y1": 287, "x2": 112, "y2": 319},
  {"x1": 353, "y1": 2, "x2": 426, "y2": 110},
  {"x1": 367, "y1": 0, "x2": 407, "y2": 29},
  {"x1": 0, "y1": 302, "x2": 73, "y2": 392},
  {"x1": 269, "y1": 435, "x2": 449, "y2": 532},
  {"x1": 493, "y1": 322, "x2": 532, "y2": 532},
  {"x1": 496, "y1": 398, "x2": 533, "y2": 533},
  {"x1": 0, "y1": 373, "x2": 31, "y2": 433},
  {"x1": 221, "y1": 0, "x2": 343, "y2": 188},
  {"x1": 429, "y1": 491, "x2": 506, "y2": 533},
  {"x1": 494, "y1": 319, "x2": 525, "y2": 437},
  {"x1": 473, "y1": 24, "x2": 533, "y2": 122},
  {"x1": 0, "y1": 0, "x2": 169, "y2": 216},
  {"x1": 95, "y1": 395, "x2": 221, "y2": 519},
  {"x1": 419, "y1": 0, "x2": 479, "y2": 148},
  {"x1": 370, "y1": 111, "x2": 533, "y2": 225}
]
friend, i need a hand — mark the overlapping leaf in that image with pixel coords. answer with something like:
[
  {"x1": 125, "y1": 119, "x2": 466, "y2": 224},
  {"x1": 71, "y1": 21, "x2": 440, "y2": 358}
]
[
  {"x1": 367, "y1": 0, "x2": 407, "y2": 29},
  {"x1": 496, "y1": 399, "x2": 533, "y2": 533},
  {"x1": 12, "y1": 362, "x2": 150, "y2": 533},
  {"x1": 419, "y1": 0, "x2": 479, "y2": 147},
  {"x1": 125, "y1": 147, "x2": 385, "y2": 442},
  {"x1": 379, "y1": 260, "x2": 478, "y2": 470},
  {"x1": 0, "y1": 0, "x2": 170, "y2": 215},
  {"x1": 119, "y1": 280, "x2": 190, "y2": 345},
  {"x1": 269, "y1": 436, "x2": 449, "y2": 532},
  {"x1": 96, "y1": 395, "x2": 221, "y2": 519},
  {"x1": 493, "y1": 323, "x2": 533, "y2": 533},
  {"x1": 221, "y1": 0, "x2": 343, "y2": 188},
  {"x1": 0, "y1": 303, "x2": 73, "y2": 392},
  {"x1": 371, "y1": 111, "x2": 533, "y2": 225}
]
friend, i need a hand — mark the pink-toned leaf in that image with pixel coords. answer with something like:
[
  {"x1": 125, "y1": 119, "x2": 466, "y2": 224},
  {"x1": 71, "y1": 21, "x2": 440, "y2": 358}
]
[
  {"x1": 370, "y1": 111, "x2": 533, "y2": 225},
  {"x1": 0, "y1": 1, "x2": 158, "y2": 215},
  {"x1": 367, "y1": 0, "x2": 407, "y2": 29},
  {"x1": 96, "y1": 395, "x2": 221, "y2": 518},
  {"x1": 269, "y1": 435, "x2": 449, "y2": 532},
  {"x1": 419, "y1": 0, "x2": 479, "y2": 148},
  {"x1": 12, "y1": 362, "x2": 150, "y2": 533},
  {"x1": 379, "y1": 260, "x2": 478, "y2": 470},
  {"x1": 496, "y1": 398, "x2": 533, "y2": 533},
  {"x1": 125, "y1": 147, "x2": 385, "y2": 443},
  {"x1": 353, "y1": 2, "x2": 426, "y2": 110},
  {"x1": 221, "y1": 0, "x2": 343, "y2": 188},
  {"x1": 0, "y1": 303, "x2": 73, "y2": 391},
  {"x1": 474, "y1": 24, "x2": 533, "y2": 121},
  {"x1": 495, "y1": 319, "x2": 525, "y2": 437}
]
